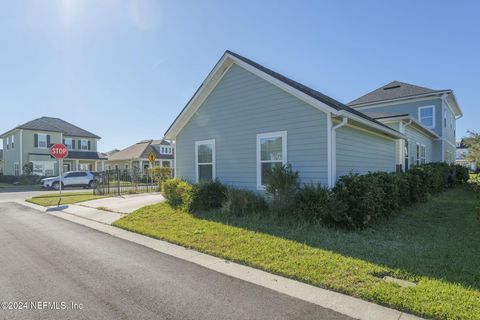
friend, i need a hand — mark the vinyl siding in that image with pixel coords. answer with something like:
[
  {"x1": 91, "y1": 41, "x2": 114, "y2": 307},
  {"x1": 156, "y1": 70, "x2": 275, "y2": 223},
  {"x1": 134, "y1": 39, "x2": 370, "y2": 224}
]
[
  {"x1": 2, "y1": 130, "x2": 21, "y2": 175},
  {"x1": 336, "y1": 125, "x2": 396, "y2": 178},
  {"x1": 404, "y1": 125, "x2": 433, "y2": 164},
  {"x1": 176, "y1": 64, "x2": 329, "y2": 190}
]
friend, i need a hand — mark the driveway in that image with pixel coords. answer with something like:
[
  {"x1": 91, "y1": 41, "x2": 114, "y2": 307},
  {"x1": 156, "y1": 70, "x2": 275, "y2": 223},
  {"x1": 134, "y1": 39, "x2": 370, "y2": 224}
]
[
  {"x1": 80, "y1": 193, "x2": 165, "y2": 214},
  {"x1": 0, "y1": 202, "x2": 351, "y2": 320}
]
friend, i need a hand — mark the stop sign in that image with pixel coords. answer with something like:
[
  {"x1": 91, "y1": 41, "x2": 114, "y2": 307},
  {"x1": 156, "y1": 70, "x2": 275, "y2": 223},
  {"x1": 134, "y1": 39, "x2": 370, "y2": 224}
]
[{"x1": 50, "y1": 144, "x2": 69, "y2": 159}]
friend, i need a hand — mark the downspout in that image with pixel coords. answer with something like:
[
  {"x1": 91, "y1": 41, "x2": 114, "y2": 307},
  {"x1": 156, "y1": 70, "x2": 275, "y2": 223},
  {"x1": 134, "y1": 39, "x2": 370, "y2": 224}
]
[{"x1": 330, "y1": 117, "x2": 348, "y2": 188}]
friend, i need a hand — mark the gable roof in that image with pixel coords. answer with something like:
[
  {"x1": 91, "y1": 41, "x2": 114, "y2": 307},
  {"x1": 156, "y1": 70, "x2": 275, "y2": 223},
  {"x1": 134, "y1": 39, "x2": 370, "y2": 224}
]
[
  {"x1": 165, "y1": 51, "x2": 404, "y2": 140},
  {"x1": 1, "y1": 117, "x2": 100, "y2": 139},
  {"x1": 107, "y1": 139, "x2": 172, "y2": 161}
]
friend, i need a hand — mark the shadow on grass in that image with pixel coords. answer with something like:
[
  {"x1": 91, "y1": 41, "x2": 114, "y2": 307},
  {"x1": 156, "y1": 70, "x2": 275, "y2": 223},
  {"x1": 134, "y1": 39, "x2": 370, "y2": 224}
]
[{"x1": 192, "y1": 186, "x2": 480, "y2": 290}]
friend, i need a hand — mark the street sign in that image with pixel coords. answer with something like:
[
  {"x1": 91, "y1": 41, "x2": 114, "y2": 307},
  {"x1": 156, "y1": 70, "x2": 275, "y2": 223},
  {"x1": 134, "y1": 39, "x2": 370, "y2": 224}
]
[
  {"x1": 50, "y1": 144, "x2": 69, "y2": 159},
  {"x1": 148, "y1": 151, "x2": 156, "y2": 164}
]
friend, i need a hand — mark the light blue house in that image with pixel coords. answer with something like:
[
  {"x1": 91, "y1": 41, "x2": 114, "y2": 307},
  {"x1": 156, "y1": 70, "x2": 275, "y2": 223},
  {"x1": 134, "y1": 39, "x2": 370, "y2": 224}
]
[{"x1": 165, "y1": 51, "x2": 462, "y2": 190}]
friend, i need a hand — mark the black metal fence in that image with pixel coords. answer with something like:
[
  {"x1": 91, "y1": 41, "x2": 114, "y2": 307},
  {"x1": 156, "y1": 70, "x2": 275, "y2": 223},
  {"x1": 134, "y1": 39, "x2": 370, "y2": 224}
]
[{"x1": 93, "y1": 167, "x2": 173, "y2": 196}]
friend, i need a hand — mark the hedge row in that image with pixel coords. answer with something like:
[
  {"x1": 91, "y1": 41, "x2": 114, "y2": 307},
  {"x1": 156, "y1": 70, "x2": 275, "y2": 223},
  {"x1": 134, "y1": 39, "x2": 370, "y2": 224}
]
[
  {"x1": 0, "y1": 174, "x2": 44, "y2": 185},
  {"x1": 161, "y1": 163, "x2": 470, "y2": 229}
]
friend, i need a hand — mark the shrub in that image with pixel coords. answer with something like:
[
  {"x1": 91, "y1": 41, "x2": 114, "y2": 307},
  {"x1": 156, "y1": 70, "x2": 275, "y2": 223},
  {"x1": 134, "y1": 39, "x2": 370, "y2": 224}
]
[
  {"x1": 265, "y1": 164, "x2": 299, "y2": 216},
  {"x1": 332, "y1": 173, "x2": 386, "y2": 228},
  {"x1": 0, "y1": 175, "x2": 17, "y2": 184},
  {"x1": 370, "y1": 172, "x2": 401, "y2": 215},
  {"x1": 221, "y1": 187, "x2": 268, "y2": 216},
  {"x1": 294, "y1": 184, "x2": 343, "y2": 224},
  {"x1": 162, "y1": 178, "x2": 193, "y2": 211},
  {"x1": 190, "y1": 179, "x2": 227, "y2": 212},
  {"x1": 454, "y1": 164, "x2": 470, "y2": 184},
  {"x1": 148, "y1": 167, "x2": 173, "y2": 188}
]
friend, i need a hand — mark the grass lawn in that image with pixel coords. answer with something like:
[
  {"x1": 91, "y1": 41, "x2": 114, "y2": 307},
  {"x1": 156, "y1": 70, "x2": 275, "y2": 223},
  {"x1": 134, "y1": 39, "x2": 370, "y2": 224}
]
[
  {"x1": 114, "y1": 187, "x2": 480, "y2": 320},
  {"x1": 26, "y1": 192, "x2": 107, "y2": 206}
]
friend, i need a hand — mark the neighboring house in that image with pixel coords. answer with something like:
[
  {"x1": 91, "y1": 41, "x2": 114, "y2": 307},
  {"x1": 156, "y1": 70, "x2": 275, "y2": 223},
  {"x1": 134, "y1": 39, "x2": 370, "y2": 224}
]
[
  {"x1": 105, "y1": 139, "x2": 174, "y2": 172},
  {"x1": 348, "y1": 81, "x2": 462, "y2": 169},
  {"x1": 456, "y1": 140, "x2": 477, "y2": 172},
  {"x1": 0, "y1": 117, "x2": 106, "y2": 176},
  {"x1": 0, "y1": 149, "x2": 3, "y2": 174},
  {"x1": 165, "y1": 51, "x2": 462, "y2": 191}
]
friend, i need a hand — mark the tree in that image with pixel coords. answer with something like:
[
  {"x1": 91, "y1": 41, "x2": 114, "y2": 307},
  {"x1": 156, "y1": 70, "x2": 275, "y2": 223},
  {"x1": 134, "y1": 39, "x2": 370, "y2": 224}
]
[
  {"x1": 463, "y1": 130, "x2": 480, "y2": 167},
  {"x1": 23, "y1": 162, "x2": 33, "y2": 175}
]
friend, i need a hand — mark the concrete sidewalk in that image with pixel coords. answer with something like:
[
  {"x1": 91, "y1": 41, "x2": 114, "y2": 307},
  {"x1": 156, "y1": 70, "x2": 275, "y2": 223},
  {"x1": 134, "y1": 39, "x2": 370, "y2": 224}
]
[
  {"x1": 80, "y1": 193, "x2": 165, "y2": 214},
  {"x1": 16, "y1": 199, "x2": 423, "y2": 320}
]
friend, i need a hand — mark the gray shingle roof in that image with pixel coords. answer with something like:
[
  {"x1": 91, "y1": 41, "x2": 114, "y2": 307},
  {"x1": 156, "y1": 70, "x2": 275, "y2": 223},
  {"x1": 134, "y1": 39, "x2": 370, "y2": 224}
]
[
  {"x1": 361, "y1": 111, "x2": 409, "y2": 119},
  {"x1": 348, "y1": 81, "x2": 448, "y2": 107},
  {"x1": 1, "y1": 117, "x2": 100, "y2": 139},
  {"x1": 107, "y1": 140, "x2": 172, "y2": 161}
]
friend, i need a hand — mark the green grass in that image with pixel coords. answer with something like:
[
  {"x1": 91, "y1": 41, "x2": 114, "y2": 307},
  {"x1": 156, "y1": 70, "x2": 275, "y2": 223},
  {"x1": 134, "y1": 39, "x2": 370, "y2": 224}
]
[
  {"x1": 114, "y1": 187, "x2": 480, "y2": 319},
  {"x1": 26, "y1": 192, "x2": 107, "y2": 206}
]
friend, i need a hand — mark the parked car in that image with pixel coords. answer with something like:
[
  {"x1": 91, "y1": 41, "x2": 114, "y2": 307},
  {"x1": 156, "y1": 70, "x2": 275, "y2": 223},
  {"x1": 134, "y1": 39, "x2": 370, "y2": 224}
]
[{"x1": 41, "y1": 171, "x2": 98, "y2": 190}]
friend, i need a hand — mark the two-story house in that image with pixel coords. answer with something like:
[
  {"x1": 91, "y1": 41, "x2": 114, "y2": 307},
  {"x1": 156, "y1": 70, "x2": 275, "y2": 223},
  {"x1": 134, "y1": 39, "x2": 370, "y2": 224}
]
[
  {"x1": 165, "y1": 51, "x2": 462, "y2": 190},
  {"x1": 105, "y1": 139, "x2": 174, "y2": 172},
  {"x1": 348, "y1": 81, "x2": 462, "y2": 171},
  {"x1": 1, "y1": 117, "x2": 106, "y2": 176}
]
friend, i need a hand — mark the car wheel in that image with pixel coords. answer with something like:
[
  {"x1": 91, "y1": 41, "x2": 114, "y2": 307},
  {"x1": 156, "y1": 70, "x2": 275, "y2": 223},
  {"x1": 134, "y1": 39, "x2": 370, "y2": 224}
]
[
  {"x1": 88, "y1": 180, "x2": 96, "y2": 189},
  {"x1": 52, "y1": 182, "x2": 60, "y2": 190}
]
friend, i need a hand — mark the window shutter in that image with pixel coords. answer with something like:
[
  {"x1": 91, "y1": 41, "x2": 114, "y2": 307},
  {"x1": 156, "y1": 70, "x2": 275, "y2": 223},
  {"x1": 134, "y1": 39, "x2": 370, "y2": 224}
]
[
  {"x1": 47, "y1": 135, "x2": 51, "y2": 147},
  {"x1": 88, "y1": 141, "x2": 91, "y2": 150},
  {"x1": 34, "y1": 134, "x2": 38, "y2": 148},
  {"x1": 78, "y1": 140, "x2": 81, "y2": 149},
  {"x1": 63, "y1": 139, "x2": 65, "y2": 145},
  {"x1": 72, "y1": 140, "x2": 76, "y2": 149}
]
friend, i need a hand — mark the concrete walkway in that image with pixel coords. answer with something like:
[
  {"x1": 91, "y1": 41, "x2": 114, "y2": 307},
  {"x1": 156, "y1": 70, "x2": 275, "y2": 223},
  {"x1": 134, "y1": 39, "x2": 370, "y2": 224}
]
[
  {"x1": 17, "y1": 199, "x2": 423, "y2": 320},
  {"x1": 80, "y1": 192, "x2": 165, "y2": 214}
]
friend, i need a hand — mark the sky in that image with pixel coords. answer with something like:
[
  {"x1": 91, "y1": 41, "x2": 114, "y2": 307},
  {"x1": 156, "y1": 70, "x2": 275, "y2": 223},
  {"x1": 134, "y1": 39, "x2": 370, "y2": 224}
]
[{"x1": 0, "y1": 0, "x2": 478, "y2": 152}]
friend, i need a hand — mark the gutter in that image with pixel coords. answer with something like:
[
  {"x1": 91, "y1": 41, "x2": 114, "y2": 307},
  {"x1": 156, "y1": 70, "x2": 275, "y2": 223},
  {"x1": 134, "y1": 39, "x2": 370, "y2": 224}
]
[{"x1": 330, "y1": 117, "x2": 348, "y2": 188}]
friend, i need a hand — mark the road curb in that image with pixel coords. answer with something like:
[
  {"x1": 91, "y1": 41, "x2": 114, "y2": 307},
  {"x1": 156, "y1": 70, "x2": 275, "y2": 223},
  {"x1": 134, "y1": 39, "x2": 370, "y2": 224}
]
[{"x1": 15, "y1": 200, "x2": 423, "y2": 320}]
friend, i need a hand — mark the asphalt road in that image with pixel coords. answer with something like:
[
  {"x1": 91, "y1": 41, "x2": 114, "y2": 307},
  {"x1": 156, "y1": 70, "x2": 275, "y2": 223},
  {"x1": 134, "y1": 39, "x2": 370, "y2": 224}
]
[{"x1": 0, "y1": 202, "x2": 353, "y2": 320}]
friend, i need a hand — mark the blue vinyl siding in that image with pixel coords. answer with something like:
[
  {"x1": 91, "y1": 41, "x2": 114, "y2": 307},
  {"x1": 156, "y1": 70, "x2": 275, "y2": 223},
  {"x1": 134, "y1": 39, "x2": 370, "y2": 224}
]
[
  {"x1": 404, "y1": 125, "x2": 434, "y2": 164},
  {"x1": 336, "y1": 125, "x2": 396, "y2": 178},
  {"x1": 176, "y1": 64, "x2": 329, "y2": 190}
]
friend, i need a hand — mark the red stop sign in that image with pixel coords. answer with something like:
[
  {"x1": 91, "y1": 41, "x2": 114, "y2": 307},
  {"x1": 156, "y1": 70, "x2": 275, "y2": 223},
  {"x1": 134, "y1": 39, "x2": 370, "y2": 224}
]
[{"x1": 50, "y1": 144, "x2": 69, "y2": 159}]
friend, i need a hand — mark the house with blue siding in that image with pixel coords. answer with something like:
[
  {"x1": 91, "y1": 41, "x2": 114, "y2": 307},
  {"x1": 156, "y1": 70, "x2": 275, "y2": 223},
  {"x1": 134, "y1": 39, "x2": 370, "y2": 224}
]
[{"x1": 165, "y1": 51, "x2": 462, "y2": 190}]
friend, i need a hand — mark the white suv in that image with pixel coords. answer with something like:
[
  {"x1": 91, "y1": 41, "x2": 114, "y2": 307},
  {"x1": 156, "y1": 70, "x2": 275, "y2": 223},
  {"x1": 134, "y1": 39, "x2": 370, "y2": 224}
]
[{"x1": 41, "y1": 171, "x2": 98, "y2": 190}]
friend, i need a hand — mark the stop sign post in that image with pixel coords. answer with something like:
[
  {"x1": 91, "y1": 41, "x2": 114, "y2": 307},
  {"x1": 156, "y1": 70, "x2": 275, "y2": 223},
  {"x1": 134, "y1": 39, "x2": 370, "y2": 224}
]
[{"x1": 50, "y1": 144, "x2": 69, "y2": 197}]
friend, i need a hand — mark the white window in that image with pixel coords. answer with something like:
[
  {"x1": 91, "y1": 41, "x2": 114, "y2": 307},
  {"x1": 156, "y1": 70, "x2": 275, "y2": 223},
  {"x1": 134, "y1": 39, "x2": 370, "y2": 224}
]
[
  {"x1": 11, "y1": 135, "x2": 14, "y2": 149},
  {"x1": 444, "y1": 106, "x2": 447, "y2": 128},
  {"x1": 14, "y1": 162, "x2": 20, "y2": 176},
  {"x1": 256, "y1": 131, "x2": 287, "y2": 189},
  {"x1": 38, "y1": 134, "x2": 48, "y2": 148},
  {"x1": 6, "y1": 136, "x2": 9, "y2": 150},
  {"x1": 195, "y1": 139, "x2": 215, "y2": 183},
  {"x1": 64, "y1": 138, "x2": 73, "y2": 149},
  {"x1": 32, "y1": 161, "x2": 55, "y2": 176},
  {"x1": 418, "y1": 106, "x2": 435, "y2": 128},
  {"x1": 416, "y1": 143, "x2": 421, "y2": 165},
  {"x1": 81, "y1": 139, "x2": 88, "y2": 150},
  {"x1": 420, "y1": 145, "x2": 426, "y2": 164}
]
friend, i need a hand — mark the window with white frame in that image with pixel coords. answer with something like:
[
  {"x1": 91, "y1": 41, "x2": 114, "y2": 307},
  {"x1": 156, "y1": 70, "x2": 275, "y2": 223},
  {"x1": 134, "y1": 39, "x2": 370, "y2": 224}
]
[
  {"x1": 81, "y1": 139, "x2": 88, "y2": 150},
  {"x1": 6, "y1": 136, "x2": 9, "y2": 150},
  {"x1": 420, "y1": 145, "x2": 426, "y2": 164},
  {"x1": 14, "y1": 163, "x2": 20, "y2": 176},
  {"x1": 416, "y1": 143, "x2": 421, "y2": 165},
  {"x1": 418, "y1": 106, "x2": 435, "y2": 128},
  {"x1": 257, "y1": 131, "x2": 287, "y2": 188},
  {"x1": 195, "y1": 140, "x2": 215, "y2": 182},
  {"x1": 38, "y1": 134, "x2": 48, "y2": 148},
  {"x1": 11, "y1": 135, "x2": 14, "y2": 149},
  {"x1": 64, "y1": 138, "x2": 73, "y2": 149}
]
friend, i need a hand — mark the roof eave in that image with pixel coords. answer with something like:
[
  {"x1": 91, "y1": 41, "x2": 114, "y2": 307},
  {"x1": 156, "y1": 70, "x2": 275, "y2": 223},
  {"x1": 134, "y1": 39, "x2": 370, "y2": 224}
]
[
  {"x1": 376, "y1": 115, "x2": 440, "y2": 138},
  {"x1": 348, "y1": 91, "x2": 452, "y2": 108}
]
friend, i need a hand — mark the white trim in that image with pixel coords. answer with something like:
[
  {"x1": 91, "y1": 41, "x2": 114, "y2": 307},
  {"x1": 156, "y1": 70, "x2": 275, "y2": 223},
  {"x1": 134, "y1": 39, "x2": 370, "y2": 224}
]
[
  {"x1": 173, "y1": 139, "x2": 177, "y2": 177},
  {"x1": 330, "y1": 117, "x2": 348, "y2": 187},
  {"x1": 417, "y1": 105, "x2": 435, "y2": 129},
  {"x1": 377, "y1": 116, "x2": 439, "y2": 138},
  {"x1": 337, "y1": 110, "x2": 405, "y2": 139},
  {"x1": 256, "y1": 131, "x2": 287, "y2": 190},
  {"x1": 195, "y1": 139, "x2": 216, "y2": 183},
  {"x1": 19, "y1": 129, "x2": 23, "y2": 175},
  {"x1": 326, "y1": 114, "x2": 332, "y2": 188}
]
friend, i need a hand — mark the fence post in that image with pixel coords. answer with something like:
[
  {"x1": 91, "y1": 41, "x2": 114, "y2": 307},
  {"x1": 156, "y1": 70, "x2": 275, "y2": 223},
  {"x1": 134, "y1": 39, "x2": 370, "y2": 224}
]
[{"x1": 116, "y1": 168, "x2": 120, "y2": 196}]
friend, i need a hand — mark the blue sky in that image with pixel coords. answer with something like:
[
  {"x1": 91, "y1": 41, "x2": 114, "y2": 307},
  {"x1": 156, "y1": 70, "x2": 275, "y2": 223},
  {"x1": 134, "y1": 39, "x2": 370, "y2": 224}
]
[{"x1": 0, "y1": 0, "x2": 478, "y2": 151}]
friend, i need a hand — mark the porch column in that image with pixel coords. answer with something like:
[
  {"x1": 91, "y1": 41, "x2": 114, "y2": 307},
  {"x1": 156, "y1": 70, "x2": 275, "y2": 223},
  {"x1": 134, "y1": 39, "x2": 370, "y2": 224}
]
[{"x1": 75, "y1": 159, "x2": 79, "y2": 171}]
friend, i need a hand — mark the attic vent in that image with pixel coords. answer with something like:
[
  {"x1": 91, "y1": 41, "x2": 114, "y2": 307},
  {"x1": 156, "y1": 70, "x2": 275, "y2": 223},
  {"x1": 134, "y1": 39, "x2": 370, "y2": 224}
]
[{"x1": 383, "y1": 85, "x2": 401, "y2": 90}]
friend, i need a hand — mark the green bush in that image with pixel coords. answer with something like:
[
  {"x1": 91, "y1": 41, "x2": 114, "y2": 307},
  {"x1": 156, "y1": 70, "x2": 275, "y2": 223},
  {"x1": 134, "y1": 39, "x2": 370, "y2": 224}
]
[
  {"x1": 265, "y1": 164, "x2": 299, "y2": 216},
  {"x1": 454, "y1": 164, "x2": 470, "y2": 184},
  {"x1": 148, "y1": 167, "x2": 173, "y2": 188},
  {"x1": 0, "y1": 175, "x2": 17, "y2": 184},
  {"x1": 221, "y1": 187, "x2": 268, "y2": 216},
  {"x1": 190, "y1": 179, "x2": 227, "y2": 212},
  {"x1": 162, "y1": 178, "x2": 193, "y2": 211},
  {"x1": 293, "y1": 184, "x2": 336, "y2": 223},
  {"x1": 333, "y1": 173, "x2": 387, "y2": 228},
  {"x1": 0, "y1": 174, "x2": 43, "y2": 185}
]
